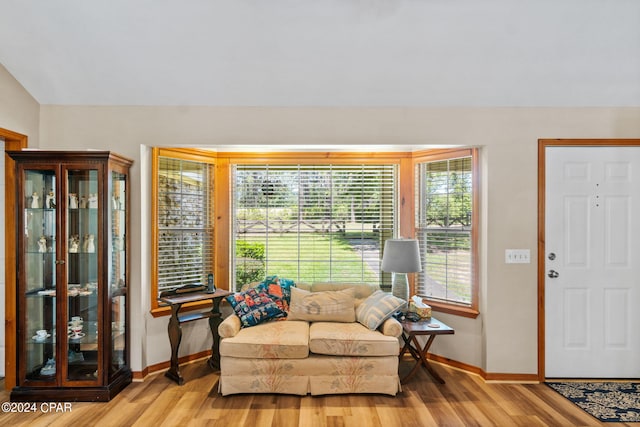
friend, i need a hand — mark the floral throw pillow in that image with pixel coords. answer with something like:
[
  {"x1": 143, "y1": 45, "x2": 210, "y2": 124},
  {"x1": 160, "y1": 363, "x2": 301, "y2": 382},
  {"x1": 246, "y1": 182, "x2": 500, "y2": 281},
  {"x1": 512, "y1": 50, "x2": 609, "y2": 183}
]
[
  {"x1": 254, "y1": 275, "x2": 296, "y2": 313},
  {"x1": 226, "y1": 288, "x2": 285, "y2": 328}
]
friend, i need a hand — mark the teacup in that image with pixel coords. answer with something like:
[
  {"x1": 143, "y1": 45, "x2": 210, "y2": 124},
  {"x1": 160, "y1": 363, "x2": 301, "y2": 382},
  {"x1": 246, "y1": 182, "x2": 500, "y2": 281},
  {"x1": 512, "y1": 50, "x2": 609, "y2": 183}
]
[
  {"x1": 68, "y1": 317, "x2": 83, "y2": 326},
  {"x1": 36, "y1": 329, "x2": 48, "y2": 338}
]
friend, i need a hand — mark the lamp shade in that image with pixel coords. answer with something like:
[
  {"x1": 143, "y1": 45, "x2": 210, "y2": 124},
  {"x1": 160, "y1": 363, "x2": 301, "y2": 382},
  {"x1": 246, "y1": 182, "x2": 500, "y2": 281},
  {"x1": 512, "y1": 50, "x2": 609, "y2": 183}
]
[{"x1": 381, "y1": 239, "x2": 422, "y2": 273}]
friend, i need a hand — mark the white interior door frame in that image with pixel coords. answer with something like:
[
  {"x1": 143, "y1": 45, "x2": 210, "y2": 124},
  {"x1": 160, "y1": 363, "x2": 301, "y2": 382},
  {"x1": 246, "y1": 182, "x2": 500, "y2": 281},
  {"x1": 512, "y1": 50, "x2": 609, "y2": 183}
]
[{"x1": 537, "y1": 139, "x2": 640, "y2": 381}]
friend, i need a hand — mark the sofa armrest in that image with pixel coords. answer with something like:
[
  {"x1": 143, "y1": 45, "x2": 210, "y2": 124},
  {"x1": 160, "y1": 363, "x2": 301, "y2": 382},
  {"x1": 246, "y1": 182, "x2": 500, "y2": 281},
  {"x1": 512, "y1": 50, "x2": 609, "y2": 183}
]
[
  {"x1": 219, "y1": 314, "x2": 242, "y2": 338},
  {"x1": 379, "y1": 316, "x2": 403, "y2": 338}
]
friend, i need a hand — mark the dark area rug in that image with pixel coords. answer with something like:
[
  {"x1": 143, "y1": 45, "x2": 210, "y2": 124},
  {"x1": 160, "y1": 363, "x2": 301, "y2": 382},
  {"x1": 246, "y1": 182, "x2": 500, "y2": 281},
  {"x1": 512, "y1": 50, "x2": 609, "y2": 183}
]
[{"x1": 547, "y1": 382, "x2": 640, "y2": 423}]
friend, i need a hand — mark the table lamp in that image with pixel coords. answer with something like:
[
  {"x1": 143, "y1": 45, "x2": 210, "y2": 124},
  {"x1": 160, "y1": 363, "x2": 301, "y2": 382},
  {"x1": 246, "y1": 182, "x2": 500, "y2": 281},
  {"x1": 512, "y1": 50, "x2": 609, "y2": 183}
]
[{"x1": 381, "y1": 238, "x2": 422, "y2": 301}]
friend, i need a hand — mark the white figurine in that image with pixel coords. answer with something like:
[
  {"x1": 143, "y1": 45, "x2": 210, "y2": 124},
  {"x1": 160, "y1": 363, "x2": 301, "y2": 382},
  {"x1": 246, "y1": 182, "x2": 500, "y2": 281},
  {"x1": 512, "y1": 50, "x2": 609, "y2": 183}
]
[
  {"x1": 38, "y1": 236, "x2": 47, "y2": 253},
  {"x1": 31, "y1": 192, "x2": 39, "y2": 209},
  {"x1": 88, "y1": 193, "x2": 98, "y2": 209},
  {"x1": 69, "y1": 235, "x2": 79, "y2": 253},
  {"x1": 84, "y1": 234, "x2": 95, "y2": 253},
  {"x1": 46, "y1": 189, "x2": 56, "y2": 208},
  {"x1": 69, "y1": 193, "x2": 78, "y2": 209}
]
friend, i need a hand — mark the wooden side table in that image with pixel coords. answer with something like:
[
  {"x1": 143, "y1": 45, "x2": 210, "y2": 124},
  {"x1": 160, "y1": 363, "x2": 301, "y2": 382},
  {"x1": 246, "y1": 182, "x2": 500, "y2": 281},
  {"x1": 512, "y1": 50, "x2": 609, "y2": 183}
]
[
  {"x1": 158, "y1": 289, "x2": 232, "y2": 385},
  {"x1": 399, "y1": 317, "x2": 454, "y2": 384}
]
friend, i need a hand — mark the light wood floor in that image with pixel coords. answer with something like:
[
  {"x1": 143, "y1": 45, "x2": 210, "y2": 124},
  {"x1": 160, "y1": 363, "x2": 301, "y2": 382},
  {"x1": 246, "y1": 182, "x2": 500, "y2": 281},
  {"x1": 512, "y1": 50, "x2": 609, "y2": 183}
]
[{"x1": 0, "y1": 358, "x2": 633, "y2": 427}]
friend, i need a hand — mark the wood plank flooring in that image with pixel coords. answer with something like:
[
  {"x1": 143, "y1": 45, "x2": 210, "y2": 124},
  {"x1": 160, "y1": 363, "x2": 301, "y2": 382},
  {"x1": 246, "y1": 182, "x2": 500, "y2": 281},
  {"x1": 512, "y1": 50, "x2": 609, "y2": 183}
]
[{"x1": 0, "y1": 358, "x2": 634, "y2": 426}]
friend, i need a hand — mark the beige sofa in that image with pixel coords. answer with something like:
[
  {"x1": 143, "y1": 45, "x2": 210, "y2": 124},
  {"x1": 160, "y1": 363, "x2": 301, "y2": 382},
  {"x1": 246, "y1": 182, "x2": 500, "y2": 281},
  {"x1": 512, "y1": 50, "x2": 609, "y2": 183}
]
[{"x1": 217, "y1": 282, "x2": 405, "y2": 396}]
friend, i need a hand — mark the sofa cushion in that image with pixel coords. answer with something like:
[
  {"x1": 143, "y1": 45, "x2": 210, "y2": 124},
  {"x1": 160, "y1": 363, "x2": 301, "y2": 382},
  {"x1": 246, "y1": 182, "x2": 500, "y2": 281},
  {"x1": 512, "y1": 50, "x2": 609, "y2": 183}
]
[
  {"x1": 296, "y1": 282, "x2": 312, "y2": 291},
  {"x1": 226, "y1": 288, "x2": 286, "y2": 327},
  {"x1": 287, "y1": 287, "x2": 356, "y2": 322},
  {"x1": 309, "y1": 322, "x2": 400, "y2": 357},
  {"x1": 356, "y1": 290, "x2": 407, "y2": 330},
  {"x1": 310, "y1": 282, "x2": 378, "y2": 307},
  {"x1": 220, "y1": 320, "x2": 310, "y2": 359}
]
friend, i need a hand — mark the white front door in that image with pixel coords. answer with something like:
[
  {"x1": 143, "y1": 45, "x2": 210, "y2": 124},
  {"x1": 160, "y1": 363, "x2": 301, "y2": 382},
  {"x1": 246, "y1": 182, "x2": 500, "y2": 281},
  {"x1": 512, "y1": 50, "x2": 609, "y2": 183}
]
[{"x1": 545, "y1": 146, "x2": 640, "y2": 378}]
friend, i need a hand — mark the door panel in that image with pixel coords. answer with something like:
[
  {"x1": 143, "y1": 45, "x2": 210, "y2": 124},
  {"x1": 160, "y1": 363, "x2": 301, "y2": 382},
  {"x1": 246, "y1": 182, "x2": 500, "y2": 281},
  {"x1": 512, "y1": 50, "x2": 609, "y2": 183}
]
[
  {"x1": 564, "y1": 288, "x2": 589, "y2": 349},
  {"x1": 604, "y1": 196, "x2": 629, "y2": 266},
  {"x1": 546, "y1": 146, "x2": 640, "y2": 378},
  {"x1": 565, "y1": 196, "x2": 589, "y2": 267},
  {"x1": 603, "y1": 288, "x2": 628, "y2": 348}
]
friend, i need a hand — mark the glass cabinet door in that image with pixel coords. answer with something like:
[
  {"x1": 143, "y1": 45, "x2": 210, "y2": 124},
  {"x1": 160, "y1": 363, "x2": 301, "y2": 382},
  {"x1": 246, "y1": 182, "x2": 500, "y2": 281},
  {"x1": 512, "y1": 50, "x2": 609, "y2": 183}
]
[
  {"x1": 23, "y1": 169, "x2": 57, "y2": 381},
  {"x1": 110, "y1": 171, "x2": 127, "y2": 375},
  {"x1": 65, "y1": 168, "x2": 100, "y2": 382}
]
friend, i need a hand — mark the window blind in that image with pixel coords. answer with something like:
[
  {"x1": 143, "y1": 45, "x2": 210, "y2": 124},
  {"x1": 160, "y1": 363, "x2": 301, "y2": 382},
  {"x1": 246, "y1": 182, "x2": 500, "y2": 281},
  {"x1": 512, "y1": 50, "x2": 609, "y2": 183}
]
[
  {"x1": 157, "y1": 157, "x2": 214, "y2": 293},
  {"x1": 233, "y1": 164, "x2": 396, "y2": 291},
  {"x1": 415, "y1": 156, "x2": 473, "y2": 305}
]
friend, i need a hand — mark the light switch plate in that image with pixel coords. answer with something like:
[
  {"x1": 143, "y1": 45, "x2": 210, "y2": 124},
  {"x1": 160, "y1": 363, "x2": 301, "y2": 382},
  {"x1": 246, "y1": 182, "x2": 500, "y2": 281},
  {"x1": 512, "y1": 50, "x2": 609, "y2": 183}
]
[{"x1": 505, "y1": 249, "x2": 530, "y2": 264}]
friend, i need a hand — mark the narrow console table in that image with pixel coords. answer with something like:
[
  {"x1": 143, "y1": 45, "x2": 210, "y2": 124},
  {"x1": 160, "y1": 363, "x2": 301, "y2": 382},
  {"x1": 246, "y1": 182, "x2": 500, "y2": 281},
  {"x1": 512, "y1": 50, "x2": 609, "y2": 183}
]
[
  {"x1": 158, "y1": 289, "x2": 232, "y2": 385},
  {"x1": 399, "y1": 317, "x2": 454, "y2": 384}
]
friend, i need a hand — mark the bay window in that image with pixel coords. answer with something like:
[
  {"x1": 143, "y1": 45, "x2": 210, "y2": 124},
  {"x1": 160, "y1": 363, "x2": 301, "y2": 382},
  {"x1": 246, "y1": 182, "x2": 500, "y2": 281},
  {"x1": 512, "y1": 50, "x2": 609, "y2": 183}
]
[{"x1": 151, "y1": 148, "x2": 479, "y2": 318}]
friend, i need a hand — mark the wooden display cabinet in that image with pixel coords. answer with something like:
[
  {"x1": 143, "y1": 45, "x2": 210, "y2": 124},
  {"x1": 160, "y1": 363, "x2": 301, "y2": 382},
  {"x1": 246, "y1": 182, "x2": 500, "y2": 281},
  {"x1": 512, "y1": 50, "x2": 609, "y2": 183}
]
[{"x1": 7, "y1": 150, "x2": 133, "y2": 401}]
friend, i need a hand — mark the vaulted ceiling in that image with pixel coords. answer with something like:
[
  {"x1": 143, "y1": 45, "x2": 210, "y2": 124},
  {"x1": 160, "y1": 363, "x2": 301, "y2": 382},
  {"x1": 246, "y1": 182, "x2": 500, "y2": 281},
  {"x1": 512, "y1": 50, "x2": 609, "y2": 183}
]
[{"x1": 1, "y1": 0, "x2": 639, "y2": 107}]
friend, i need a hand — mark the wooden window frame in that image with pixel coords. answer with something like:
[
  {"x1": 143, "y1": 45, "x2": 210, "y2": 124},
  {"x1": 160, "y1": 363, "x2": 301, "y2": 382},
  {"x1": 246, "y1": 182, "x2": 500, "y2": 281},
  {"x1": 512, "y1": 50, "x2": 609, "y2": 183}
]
[
  {"x1": 150, "y1": 148, "x2": 217, "y2": 316},
  {"x1": 412, "y1": 148, "x2": 480, "y2": 319}
]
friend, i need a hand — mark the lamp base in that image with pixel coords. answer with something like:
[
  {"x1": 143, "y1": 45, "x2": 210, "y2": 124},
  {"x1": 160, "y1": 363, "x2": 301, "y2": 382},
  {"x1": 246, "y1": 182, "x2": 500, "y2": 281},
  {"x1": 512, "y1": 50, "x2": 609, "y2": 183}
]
[{"x1": 391, "y1": 272, "x2": 409, "y2": 302}]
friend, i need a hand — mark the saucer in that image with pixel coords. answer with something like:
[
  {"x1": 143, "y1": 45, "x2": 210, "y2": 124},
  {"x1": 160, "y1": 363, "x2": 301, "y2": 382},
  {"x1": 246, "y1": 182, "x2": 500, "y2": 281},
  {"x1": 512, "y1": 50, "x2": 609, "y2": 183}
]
[
  {"x1": 32, "y1": 334, "x2": 51, "y2": 342},
  {"x1": 69, "y1": 332, "x2": 85, "y2": 340}
]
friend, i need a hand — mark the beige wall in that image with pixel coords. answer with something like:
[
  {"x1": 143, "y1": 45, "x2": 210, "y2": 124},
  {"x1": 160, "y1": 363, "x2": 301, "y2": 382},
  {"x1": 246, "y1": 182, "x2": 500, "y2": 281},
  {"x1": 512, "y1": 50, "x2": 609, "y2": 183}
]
[
  {"x1": 1, "y1": 50, "x2": 639, "y2": 380},
  {"x1": 0, "y1": 64, "x2": 40, "y2": 144},
  {"x1": 2, "y1": 78, "x2": 640, "y2": 376},
  {"x1": 0, "y1": 64, "x2": 40, "y2": 377},
  {"x1": 36, "y1": 105, "x2": 640, "y2": 375}
]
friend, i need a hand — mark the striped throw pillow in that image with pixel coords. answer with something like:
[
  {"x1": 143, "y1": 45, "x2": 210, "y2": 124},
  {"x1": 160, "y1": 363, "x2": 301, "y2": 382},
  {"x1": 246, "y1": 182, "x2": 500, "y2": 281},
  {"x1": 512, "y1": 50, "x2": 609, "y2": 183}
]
[{"x1": 356, "y1": 290, "x2": 407, "y2": 330}]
